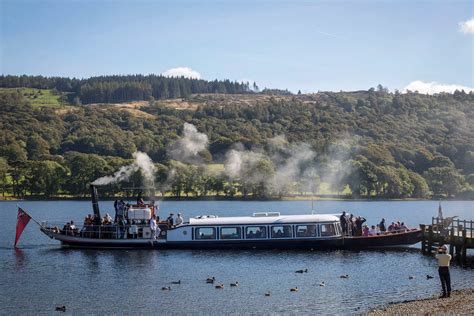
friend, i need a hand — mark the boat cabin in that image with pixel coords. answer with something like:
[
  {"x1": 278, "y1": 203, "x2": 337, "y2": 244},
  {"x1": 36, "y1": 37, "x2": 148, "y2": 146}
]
[{"x1": 166, "y1": 212, "x2": 342, "y2": 243}]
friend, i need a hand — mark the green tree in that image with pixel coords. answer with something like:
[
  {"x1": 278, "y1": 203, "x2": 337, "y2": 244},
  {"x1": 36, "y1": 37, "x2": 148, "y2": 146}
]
[
  {"x1": 407, "y1": 170, "x2": 430, "y2": 198},
  {"x1": 424, "y1": 167, "x2": 464, "y2": 197},
  {"x1": 25, "y1": 160, "x2": 68, "y2": 196},
  {"x1": 65, "y1": 152, "x2": 112, "y2": 196},
  {"x1": 26, "y1": 135, "x2": 50, "y2": 160},
  {"x1": 0, "y1": 157, "x2": 9, "y2": 197}
]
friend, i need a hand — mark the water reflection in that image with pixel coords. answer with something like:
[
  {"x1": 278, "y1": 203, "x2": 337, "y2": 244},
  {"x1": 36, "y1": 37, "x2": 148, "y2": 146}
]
[{"x1": 14, "y1": 248, "x2": 25, "y2": 271}]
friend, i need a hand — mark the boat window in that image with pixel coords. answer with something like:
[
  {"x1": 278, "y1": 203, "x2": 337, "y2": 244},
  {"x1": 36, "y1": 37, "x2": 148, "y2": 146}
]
[
  {"x1": 271, "y1": 225, "x2": 292, "y2": 238},
  {"x1": 320, "y1": 224, "x2": 337, "y2": 236},
  {"x1": 220, "y1": 227, "x2": 241, "y2": 239},
  {"x1": 295, "y1": 224, "x2": 317, "y2": 237},
  {"x1": 245, "y1": 226, "x2": 267, "y2": 239},
  {"x1": 195, "y1": 227, "x2": 216, "y2": 240}
]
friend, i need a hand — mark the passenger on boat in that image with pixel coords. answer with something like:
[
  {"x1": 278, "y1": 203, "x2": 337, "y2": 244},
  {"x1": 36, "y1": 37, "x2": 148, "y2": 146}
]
[
  {"x1": 137, "y1": 193, "x2": 145, "y2": 206},
  {"x1": 355, "y1": 216, "x2": 366, "y2": 236},
  {"x1": 175, "y1": 213, "x2": 183, "y2": 226},
  {"x1": 379, "y1": 218, "x2": 386, "y2": 233},
  {"x1": 340, "y1": 212, "x2": 348, "y2": 235},
  {"x1": 62, "y1": 222, "x2": 71, "y2": 235},
  {"x1": 167, "y1": 213, "x2": 174, "y2": 227},
  {"x1": 388, "y1": 222, "x2": 396, "y2": 232},
  {"x1": 150, "y1": 215, "x2": 158, "y2": 239},
  {"x1": 363, "y1": 225, "x2": 370, "y2": 237},
  {"x1": 368, "y1": 225, "x2": 377, "y2": 236},
  {"x1": 399, "y1": 222, "x2": 408, "y2": 232},
  {"x1": 103, "y1": 213, "x2": 113, "y2": 225},
  {"x1": 114, "y1": 199, "x2": 126, "y2": 223},
  {"x1": 349, "y1": 214, "x2": 355, "y2": 236}
]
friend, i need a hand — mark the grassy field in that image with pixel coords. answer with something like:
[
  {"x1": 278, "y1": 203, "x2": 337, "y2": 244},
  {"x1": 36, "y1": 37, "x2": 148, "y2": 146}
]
[{"x1": 0, "y1": 87, "x2": 69, "y2": 107}]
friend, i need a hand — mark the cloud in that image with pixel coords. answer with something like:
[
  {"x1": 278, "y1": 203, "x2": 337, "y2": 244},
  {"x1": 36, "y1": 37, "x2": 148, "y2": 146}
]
[
  {"x1": 162, "y1": 67, "x2": 201, "y2": 79},
  {"x1": 459, "y1": 17, "x2": 474, "y2": 34},
  {"x1": 404, "y1": 80, "x2": 474, "y2": 95}
]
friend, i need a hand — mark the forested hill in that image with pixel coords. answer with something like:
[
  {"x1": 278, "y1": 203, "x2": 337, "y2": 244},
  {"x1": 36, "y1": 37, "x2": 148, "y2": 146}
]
[
  {"x1": 0, "y1": 75, "x2": 254, "y2": 104},
  {"x1": 0, "y1": 82, "x2": 473, "y2": 199}
]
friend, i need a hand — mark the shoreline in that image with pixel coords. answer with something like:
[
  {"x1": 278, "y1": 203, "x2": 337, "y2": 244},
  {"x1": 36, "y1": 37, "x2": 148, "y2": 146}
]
[{"x1": 365, "y1": 288, "x2": 474, "y2": 315}]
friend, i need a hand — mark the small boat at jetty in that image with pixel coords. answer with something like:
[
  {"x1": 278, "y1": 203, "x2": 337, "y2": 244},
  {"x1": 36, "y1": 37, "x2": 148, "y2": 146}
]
[{"x1": 36, "y1": 185, "x2": 421, "y2": 250}]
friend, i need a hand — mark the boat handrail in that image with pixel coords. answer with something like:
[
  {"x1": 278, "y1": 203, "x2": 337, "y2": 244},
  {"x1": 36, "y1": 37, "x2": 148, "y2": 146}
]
[
  {"x1": 253, "y1": 212, "x2": 280, "y2": 217},
  {"x1": 40, "y1": 222, "x2": 169, "y2": 240}
]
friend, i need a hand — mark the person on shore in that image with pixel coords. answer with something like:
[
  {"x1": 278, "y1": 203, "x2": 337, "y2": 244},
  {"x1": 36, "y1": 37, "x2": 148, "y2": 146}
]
[
  {"x1": 435, "y1": 245, "x2": 452, "y2": 298},
  {"x1": 340, "y1": 211, "x2": 348, "y2": 236},
  {"x1": 379, "y1": 218, "x2": 386, "y2": 233},
  {"x1": 176, "y1": 213, "x2": 183, "y2": 226}
]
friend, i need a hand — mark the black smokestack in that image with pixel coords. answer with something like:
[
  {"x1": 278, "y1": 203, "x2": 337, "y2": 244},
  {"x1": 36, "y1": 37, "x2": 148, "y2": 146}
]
[{"x1": 90, "y1": 184, "x2": 101, "y2": 219}]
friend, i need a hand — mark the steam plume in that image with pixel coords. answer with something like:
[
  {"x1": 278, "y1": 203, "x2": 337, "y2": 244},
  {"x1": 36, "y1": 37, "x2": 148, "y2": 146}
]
[
  {"x1": 92, "y1": 151, "x2": 156, "y2": 188},
  {"x1": 168, "y1": 123, "x2": 209, "y2": 164}
]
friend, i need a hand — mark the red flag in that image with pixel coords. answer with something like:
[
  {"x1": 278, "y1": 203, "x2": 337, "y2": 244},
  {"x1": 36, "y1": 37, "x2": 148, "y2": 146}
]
[{"x1": 14, "y1": 208, "x2": 31, "y2": 247}]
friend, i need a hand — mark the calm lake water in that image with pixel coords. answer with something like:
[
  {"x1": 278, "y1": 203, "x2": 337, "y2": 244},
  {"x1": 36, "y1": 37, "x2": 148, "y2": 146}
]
[{"x1": 1, "y1": 200, "x2": 473, "y2": 315}]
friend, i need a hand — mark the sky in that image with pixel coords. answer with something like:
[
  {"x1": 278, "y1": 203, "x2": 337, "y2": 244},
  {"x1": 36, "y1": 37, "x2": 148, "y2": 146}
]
[{"x1": 1, "y1": 0, "x2": 473, "y2": 93}]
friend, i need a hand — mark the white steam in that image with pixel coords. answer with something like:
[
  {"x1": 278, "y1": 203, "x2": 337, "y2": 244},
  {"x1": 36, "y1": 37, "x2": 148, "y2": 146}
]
[
  {"x1": 168, "y1": 123, "x2": 209, "y2": 164},
  {"x1": 92, "y1": 151, "x2": 156, "y2": 188}
]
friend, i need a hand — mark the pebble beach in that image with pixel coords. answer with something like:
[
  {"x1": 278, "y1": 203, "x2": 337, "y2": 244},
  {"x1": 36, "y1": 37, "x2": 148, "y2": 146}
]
[{"x1": 365, "y1": 289, "x2": 474, "y2": 315}]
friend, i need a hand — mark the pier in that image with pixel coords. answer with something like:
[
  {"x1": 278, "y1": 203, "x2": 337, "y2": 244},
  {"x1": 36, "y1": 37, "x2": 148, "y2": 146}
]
[{"x1": 421, "y1": 217, "x2": 474, "y2": 266}]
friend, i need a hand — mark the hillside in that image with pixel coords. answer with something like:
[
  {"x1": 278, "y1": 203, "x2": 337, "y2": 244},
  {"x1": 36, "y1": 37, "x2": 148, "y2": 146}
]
[{"x1": 0, "y1": 79, "x2": 473, "y2": 199}]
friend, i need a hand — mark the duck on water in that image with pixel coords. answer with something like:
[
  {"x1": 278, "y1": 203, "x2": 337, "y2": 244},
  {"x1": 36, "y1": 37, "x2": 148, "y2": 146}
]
[{"x1": 38, "y1": 185, "x2": 422, "y2": 250}]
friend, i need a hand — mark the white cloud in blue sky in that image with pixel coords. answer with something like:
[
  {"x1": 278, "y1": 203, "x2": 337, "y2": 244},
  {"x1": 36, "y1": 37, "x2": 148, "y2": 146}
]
[
  {"x1": 459, "y1": 17, "x2": 474, "y2": 34},
  {"x1": 404, "y1": 81, "x2": 474, "y2": 95},
  {"x1": 162, "y1": 67, "x2": 201, "y2": 79}
]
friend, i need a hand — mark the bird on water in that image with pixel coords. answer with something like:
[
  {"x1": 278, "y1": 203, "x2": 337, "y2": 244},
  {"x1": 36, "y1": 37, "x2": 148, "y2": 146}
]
[
  {"x1": 55, "y1": 305, "x2": 66, "y2": 312},
  {"x1": 206, "y1": 277, "x2": 215, "y2": 284}
]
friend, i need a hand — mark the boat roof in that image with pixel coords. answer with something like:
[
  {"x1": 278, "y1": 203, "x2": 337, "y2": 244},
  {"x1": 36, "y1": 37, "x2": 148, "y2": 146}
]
[{"x1": 187, "y1": 213, "x2": 339, "y2": 226}]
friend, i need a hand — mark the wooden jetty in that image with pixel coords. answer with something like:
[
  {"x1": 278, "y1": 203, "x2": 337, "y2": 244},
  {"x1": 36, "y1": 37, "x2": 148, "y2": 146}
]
[{"x1": 421, "y1": 217, "x2": 474, "y2": 266}]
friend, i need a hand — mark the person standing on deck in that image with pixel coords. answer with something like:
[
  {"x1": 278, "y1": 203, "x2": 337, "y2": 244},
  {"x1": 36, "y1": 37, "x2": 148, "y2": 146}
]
[
  {"x1": 379, "y1": 218, "x2": 386, "y2": 233},
  {"x1": 340, "y1": 211, "x2": 348, "y2": 236},
  {"x1": 435, "y1": 245, "x2": 452, "y2": 298}
]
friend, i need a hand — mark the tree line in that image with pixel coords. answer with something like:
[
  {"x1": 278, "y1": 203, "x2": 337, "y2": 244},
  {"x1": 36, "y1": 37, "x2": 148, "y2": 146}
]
[{"x1": 0, "y1": 75, "x2": 253, "y2": 104}]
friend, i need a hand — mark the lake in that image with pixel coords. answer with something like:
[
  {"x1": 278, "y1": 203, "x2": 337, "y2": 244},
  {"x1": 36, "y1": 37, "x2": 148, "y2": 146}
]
[{"x1": 1, "y1": 200, "x2": 473, "y2": 315}]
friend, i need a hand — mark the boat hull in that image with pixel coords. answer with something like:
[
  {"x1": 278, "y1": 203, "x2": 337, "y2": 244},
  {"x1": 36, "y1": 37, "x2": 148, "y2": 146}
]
[
  {"x1": 41, "y1": 227, "x2": 421, "y2": 250},
  {"x1": 341, "y1": 229, "x2": 422, "y2": 249}
]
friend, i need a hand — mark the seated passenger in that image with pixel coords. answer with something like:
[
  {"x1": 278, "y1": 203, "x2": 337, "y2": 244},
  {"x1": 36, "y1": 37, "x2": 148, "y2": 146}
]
[
  {"x1": 400, "y1": 222, "x2": 408, "y2": 232},
  {"x1": 167, "y1": 213, "x2": 174, "y2": 227},
  {"x1": 368, "y1": 225, "x2": 376, "y2": 236},
  {"x1": 62, "y1": 222, "x2": 71, "y2": 235},
  {"x1": 363, "y1": 225, "x2": 369, "y2": 237},
  {"x1": 175, "y1": 213, "x2": 183, "y2": 226},
  {"x1": 388, "y1": 222, "x2": 396, "y2": 232},
  {"x1": 103, "y1": 213, "x2": 112, "y2": 224}
]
